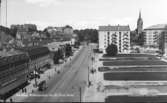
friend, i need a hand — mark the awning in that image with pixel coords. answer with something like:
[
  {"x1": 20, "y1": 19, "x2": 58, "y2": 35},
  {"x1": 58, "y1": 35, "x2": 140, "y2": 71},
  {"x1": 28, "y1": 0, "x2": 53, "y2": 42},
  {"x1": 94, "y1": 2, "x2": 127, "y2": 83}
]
[{"x1": 0, "y1": 79, "x2": 29, "y2": 100}]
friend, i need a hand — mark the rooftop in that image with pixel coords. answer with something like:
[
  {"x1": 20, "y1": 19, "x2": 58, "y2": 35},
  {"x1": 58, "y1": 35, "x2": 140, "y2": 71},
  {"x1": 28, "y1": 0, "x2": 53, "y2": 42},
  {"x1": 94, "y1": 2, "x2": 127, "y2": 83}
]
[
  {"x1": 99, "y1": 25, "x2": 130, "y2": 31},
  {"x1": 0, "y1": 50, "x2": 23, "y2": 57},
  {"x1": 144, "y1": 24, "x2": 167, "y2": 30}
]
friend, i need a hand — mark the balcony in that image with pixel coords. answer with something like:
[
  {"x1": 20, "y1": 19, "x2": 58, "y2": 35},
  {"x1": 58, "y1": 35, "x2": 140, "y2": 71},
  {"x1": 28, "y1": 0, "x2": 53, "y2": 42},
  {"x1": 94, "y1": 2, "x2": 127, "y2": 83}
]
[
  {"x1": 123, "y1": 44, "x2": 129, "y2": 48},
  {"x1": 123, "y1": 34, "x2": 129, "y2": 38},
  {"x1": 123, "y1": 37, "x2": 129, "y2": 40}
]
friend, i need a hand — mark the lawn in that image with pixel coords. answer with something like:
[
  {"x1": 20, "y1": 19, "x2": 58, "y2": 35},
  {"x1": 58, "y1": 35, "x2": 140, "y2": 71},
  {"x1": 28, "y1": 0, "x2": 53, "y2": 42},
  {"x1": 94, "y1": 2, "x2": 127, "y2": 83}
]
[
  {"x1": 103, "y1": 60, "x2": 167, "y2": 66},
  {"x1": 104, "y1": 72, "x2": 167, "y2": 81},
  {"x1": 100, "y1": 57, "x2": 159, "y2": 61},
  {"x1": 105, "y1": 95, "x2": 167, "y2": 103},
  {"x1": 103, "y1": 54, "x2": 156, "y2": 58},
  {"x1": 98, "y1": 67, "x2": 167, "y2": 72}
]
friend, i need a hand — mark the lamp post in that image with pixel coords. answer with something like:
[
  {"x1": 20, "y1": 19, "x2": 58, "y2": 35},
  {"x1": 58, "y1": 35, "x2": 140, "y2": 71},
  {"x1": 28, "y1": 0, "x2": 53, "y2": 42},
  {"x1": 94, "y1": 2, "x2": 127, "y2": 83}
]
[
  {"x1": 34, "y1": 66, "x2": 38, "y2": 87},
  {"x1": 72, "y1": 81, "x2": 87, "y2": 102},
  {"x1": 88, "y1": 66, "x2": 91, "y2": 87},
  {"x1": 79, "y1": 86, "x2": 82, "y2": 102}
]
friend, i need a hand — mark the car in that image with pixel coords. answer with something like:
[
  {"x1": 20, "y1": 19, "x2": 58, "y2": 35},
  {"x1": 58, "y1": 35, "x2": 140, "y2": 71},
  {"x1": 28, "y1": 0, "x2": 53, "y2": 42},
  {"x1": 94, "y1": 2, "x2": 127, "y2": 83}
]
[
  {"x1": 37, "y1": 70, "x2": 44, "y2": 74},
  {"x1": 29, "y1": 74, "x2": 40, "y2": 80},
  {"x1": 38, "y1": 80, "x2": 47, "y2": 91},
  {"x1": 34, "y1": 74, "x2": 40, "y2": 79},
  {"x1": 57, "y1": 70, "x2": 61, "y2": 74}
]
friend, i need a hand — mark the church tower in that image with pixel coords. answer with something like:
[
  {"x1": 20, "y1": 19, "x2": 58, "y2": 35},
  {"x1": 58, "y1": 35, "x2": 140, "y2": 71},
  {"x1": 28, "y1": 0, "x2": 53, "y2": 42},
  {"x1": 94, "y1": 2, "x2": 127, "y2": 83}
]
[{"x1": 137, "y1": 11, "x2": 143, "y2": 35}]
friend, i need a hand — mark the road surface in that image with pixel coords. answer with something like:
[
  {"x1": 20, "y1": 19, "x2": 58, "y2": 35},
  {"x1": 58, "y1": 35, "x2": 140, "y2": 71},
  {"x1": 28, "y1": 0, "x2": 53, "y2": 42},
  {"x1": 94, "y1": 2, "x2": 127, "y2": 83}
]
[{"x1": 15, "y1": 44, "x2": 94, "y2": 102}]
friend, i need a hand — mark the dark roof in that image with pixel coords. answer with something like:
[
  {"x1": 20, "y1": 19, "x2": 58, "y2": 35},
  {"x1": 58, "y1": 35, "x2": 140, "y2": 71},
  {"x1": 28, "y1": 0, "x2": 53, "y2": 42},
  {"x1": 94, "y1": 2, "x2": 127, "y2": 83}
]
[
  {"x1": 0, "y1": 26, "x2": 11, "y2": 34},
  {"x1": 15, "y1": 46, "x2": 50, "y2": 60},
  {"x1": 99, "y1": 25, "x2": 130, "y2": 31},
  {"x1": 0, "y1": 53, "x2": 29, "y2": 69}
]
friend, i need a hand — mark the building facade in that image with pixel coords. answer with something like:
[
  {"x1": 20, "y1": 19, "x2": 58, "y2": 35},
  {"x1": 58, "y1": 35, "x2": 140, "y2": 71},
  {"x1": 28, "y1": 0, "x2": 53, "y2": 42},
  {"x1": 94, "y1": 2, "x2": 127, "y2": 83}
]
[
  {"x1": 0, "y1": 26, "x2": 13, "y2": 50},
  {"x1": 16, "y1": 46, "x2": 51, "y2": 73},
  {"x1": 11, "y1": 24, "x2": 37, "y2": 40},
  {"x1": 63, "y1": 26, "x2": 73, "y2": 34},
  {"x1": 144, "y1": 24, "x2": 167, "y2": 48},
  {"x1": 137, "y1": 11, "x2": 143, "y2": 35},
  {"x1": 98, "y1": 25, "x2": 131, "y2": 54}
]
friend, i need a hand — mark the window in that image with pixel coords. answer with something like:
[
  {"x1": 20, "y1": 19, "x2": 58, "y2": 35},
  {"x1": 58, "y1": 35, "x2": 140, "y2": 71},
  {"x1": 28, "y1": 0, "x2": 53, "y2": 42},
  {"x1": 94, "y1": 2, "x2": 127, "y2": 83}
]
[{"x1": 107, "y1": 32, "x2": 110, "y2": 35}]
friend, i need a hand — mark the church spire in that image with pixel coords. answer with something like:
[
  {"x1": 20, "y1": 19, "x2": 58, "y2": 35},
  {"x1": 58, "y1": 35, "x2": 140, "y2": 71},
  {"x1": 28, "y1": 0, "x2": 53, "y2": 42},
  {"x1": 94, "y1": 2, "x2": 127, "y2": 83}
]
[
  {"x1": 139, "y1": 10, "x2": 141, "y2": 19},
  {"x1": 137, "y1": 10, "x2": 143, "y2": 35}
]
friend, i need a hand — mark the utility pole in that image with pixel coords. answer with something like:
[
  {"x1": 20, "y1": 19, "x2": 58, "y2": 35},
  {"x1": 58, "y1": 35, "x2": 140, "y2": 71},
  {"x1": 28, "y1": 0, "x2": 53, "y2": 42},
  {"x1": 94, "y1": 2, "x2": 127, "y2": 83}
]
[
  {"x1": 88, "y1": 66, "x2": 90, "y2": 87},
  {"x1": 34, "y1": 67, "x2": 38, "y2": 87},
  {"x1": 5, "y1": 0, "x2": 7, "y2": 27},
  {"x1": 0, "y1": 0, "x2": 1, "y2": 25},
  {"x1": 79, "y1": 86, "x2": 82, "y2": 102}
]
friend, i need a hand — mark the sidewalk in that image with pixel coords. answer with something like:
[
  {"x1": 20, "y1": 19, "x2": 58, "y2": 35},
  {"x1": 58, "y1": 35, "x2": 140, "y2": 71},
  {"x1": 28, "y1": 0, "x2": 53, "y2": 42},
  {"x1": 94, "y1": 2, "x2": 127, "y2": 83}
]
[
  {"x1": 83, "y1": 52, "x2": 106, "y2": 102},
  {"x1": 8, "y1": 46, "x2": 83, "y2": 102},
  {"x1": 83, "y1": 84, "x2": 105, "y2": 102}
]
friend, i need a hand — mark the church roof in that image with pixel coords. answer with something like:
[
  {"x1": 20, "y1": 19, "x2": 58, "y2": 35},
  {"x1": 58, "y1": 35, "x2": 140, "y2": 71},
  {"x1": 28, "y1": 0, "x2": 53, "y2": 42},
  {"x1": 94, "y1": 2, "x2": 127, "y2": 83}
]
[
  {"x1": 99, "y1": 25, "x2": 130, "y2": 31},
  {"x1": 144, "y1": 24, "x2": 167, "y2": 30}
]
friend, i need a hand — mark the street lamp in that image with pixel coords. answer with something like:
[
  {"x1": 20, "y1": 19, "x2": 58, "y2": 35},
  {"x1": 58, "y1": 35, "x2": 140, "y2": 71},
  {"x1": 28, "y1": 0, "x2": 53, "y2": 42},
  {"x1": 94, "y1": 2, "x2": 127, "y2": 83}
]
[
  {"x1": 71, "y1": 81, "x2": 86, "y2": 102},
  {"x1": 34, "y1": 68, "x2": 38, "y2": 87},
  {"x1": 88, "y1": 67, "x2": 89, "y2": 87},
  {"x1": 88, "y1": 67, "x2": 92, "y2": 87}
]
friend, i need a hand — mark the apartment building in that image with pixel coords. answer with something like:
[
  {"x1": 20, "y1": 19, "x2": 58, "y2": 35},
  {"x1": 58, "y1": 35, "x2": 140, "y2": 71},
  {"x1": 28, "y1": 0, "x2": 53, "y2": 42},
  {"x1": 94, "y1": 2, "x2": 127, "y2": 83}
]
[
  {"x1": 144, "y1": 24, "x2": 167, "y2": 47},
  {"x1": 98, "y1": 25, "x2": 130, "y2": 54}
]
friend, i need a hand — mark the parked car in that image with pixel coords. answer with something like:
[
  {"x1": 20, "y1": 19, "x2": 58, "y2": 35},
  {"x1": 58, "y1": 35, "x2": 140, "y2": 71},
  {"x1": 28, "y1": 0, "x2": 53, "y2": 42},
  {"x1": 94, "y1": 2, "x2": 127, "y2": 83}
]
[
  {"x1": 37, "y1": 70, "x2": 45, "y2": 74},
  {"x1": 38, "y1": 80, "x2": 47, "y2": 91},
  {"x1": 29, "y1": 74, "x2": 40, "y2": 80}
]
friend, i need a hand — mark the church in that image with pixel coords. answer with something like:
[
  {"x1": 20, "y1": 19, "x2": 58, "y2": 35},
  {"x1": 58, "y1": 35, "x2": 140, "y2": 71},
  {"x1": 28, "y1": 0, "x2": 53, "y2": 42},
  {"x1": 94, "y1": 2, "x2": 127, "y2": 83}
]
[{"x1": 137, "y1": 11, "x2": 143, "y2": 35}]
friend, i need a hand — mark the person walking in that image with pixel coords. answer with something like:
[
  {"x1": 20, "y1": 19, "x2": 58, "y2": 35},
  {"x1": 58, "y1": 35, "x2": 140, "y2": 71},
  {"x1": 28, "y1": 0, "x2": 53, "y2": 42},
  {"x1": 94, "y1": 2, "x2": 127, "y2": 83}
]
[{"x1": 9, "y1": 98, "x2": 13, "y2": 103}]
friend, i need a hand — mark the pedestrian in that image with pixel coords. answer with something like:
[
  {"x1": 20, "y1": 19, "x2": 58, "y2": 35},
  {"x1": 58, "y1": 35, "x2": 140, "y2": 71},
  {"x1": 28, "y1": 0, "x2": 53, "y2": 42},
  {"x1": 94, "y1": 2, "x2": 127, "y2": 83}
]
[
  {"x1": 22, "y1": 88, "x2": 24, "y2": 93},
  {"x1": 25, "y1": 88, "x2": 27, "y2": 93},
  {"x1": 9, "y1": 98, "x2": 13, "y2": 103},
  {"x1": 32, "y1": 90, "x2": 34, "y2": 93}
]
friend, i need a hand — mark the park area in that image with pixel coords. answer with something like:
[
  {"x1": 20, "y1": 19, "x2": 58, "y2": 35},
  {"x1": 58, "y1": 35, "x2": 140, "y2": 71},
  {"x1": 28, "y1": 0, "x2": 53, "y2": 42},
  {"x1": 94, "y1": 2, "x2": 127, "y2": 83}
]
[
  {"x1": 105, "y1": 95, "x2": 167, "y2": 103},
  {"x1": 100, "y1": 54, "x2": 167, "y2": 81},
  {"x1": 102, "y1": 54, "x2": 167, "y2": 66},
  {"x1": 84, "y1": 53, "x2": 167, "y2": 102},
  {"x1": 98, "y1": 67, "x2": 167, "y2": 72}
]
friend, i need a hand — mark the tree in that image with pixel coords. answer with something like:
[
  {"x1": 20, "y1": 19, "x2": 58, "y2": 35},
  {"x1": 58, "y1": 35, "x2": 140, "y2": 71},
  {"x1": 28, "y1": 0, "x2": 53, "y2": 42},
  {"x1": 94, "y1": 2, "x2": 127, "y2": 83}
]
[
  {"x1": 10, "y1": 27, "x2": 17, "y2": 38},
  {"x1": 73, "y1": 29, "x2": 98, "y2": 43},
  {"x1": 74, "y1": 41, "x2": 80, "y2": 48},
  {"x1": 137, "y1": 32, "x2": 145, "y2": 46},
  {"x1": 53, "y1": 48, "x2": 64, "y2": 64},
  {"x1": 159, "y1": 31, "x2": 165, "y2": 55},
  {"x1": 65, "y1": 44, "x2": 73, "y2": 57},
  {"x1": 106, "y1": 44, "x2": 118, "y2": 56},
  {"x1": 130, "y1": 30, "x2": 145, "y2": 46},
  {"x1": 130, "y1": 30, "x2": 137, "y2": 45}
]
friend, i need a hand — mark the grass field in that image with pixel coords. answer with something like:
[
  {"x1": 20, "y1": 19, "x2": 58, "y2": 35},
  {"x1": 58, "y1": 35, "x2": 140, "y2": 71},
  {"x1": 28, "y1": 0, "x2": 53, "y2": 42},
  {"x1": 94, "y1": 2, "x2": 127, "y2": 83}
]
[
  {"x1": 103, "y1": 60, "x2": 167, "y2": 66},
  {"x1": 98, "y1": 67, "x2": 167, "y2": 72},
  {"x1": 105, "y1": 95, "x2": 167, "y2": 103},
  {"x1": 104, "y1": 72, "x2": 167, "y2": 81},
  {"x1": 103, "y1": 54, "x2": 156, "y2": 58},
  {"x1": 100, "y1": 57, "x2": 159, "y2": 61}
]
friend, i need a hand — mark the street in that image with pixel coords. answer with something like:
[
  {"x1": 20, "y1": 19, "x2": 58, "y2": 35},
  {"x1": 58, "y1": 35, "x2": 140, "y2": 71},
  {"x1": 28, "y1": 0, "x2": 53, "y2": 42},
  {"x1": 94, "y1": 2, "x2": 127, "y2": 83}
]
[{"x1": 13, "y1": 44, "x2": 93, "y2": 102}]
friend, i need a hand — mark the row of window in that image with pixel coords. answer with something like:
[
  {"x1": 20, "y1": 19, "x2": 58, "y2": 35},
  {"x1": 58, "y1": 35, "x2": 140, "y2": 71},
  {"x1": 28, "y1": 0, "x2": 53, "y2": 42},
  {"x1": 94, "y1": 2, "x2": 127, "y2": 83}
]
[
  {"x1": 0, "y1": 71, "x2": 27, "y2": 87},
  {"x1": 106, "y1": 32, "x2": 129, "y2": 35},
  {"x1": 0, "y1": 63, "x2": 28, "y2": 80}
]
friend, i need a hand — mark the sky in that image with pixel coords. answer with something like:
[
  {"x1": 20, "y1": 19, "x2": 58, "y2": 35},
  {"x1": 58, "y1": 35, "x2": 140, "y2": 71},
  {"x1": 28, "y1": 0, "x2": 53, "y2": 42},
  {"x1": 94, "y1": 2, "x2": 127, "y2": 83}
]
[{"x1": 1, "y1": 0, "x2": 167, "y2": 30}]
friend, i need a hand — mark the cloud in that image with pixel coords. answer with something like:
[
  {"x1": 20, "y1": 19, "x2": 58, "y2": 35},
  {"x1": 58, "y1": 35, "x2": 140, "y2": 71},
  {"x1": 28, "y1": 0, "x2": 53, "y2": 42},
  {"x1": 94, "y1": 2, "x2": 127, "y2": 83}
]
[
  {"x1": 25, "y1": 0, "x2": 57, "y2": 7},
  {"x1": 25, "y1": 0, "x2": 112, "y2": 7}
]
